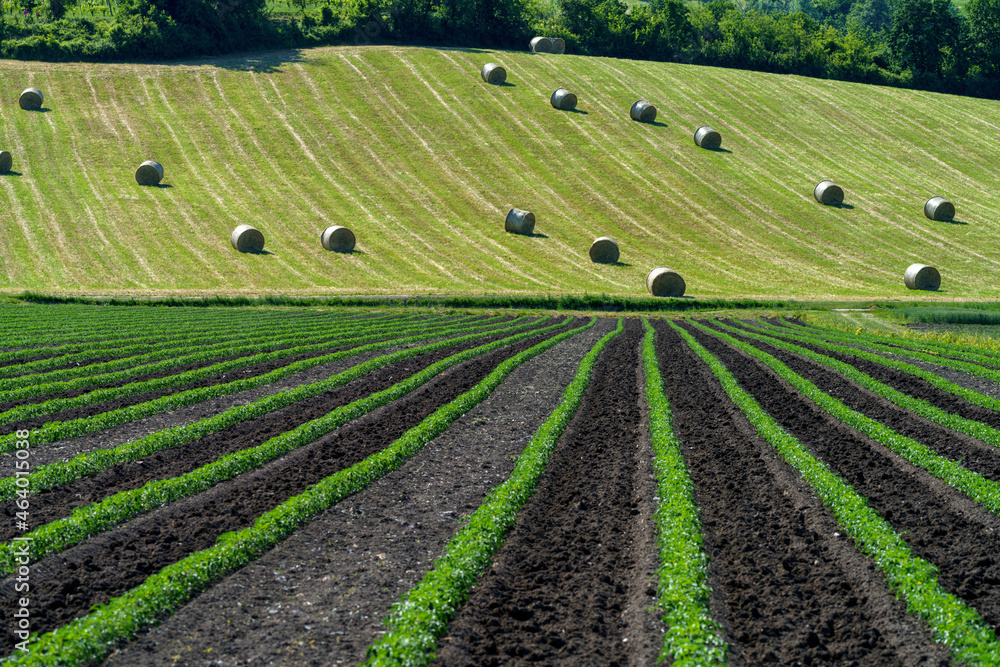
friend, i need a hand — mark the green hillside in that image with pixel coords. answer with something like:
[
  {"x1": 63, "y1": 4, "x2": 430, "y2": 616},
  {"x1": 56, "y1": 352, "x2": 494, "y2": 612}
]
[{"x1": 0, "y1": 45, "x2": 998, "y2": 299}]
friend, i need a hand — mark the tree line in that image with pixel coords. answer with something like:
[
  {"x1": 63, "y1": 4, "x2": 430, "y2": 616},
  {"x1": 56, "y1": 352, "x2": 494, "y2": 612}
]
[{"x1": 0, "y1": 0, "x2": 997, "y2": 99}]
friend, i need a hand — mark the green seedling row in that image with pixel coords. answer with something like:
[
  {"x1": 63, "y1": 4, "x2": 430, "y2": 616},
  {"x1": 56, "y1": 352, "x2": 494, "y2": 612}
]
[
  {"x1": 0, "y1": 318, "x2": 572, "y2": 572},
  {"x1": 1, "y1": 318, "x2": 597, "y2": 667},
  {"x1": 711, "y1": 321, "x2": 1000, "y2": 449},
  {"x1": 0, "y1": 316, "x2": 524, "y2": 453},
  {"x1": 362, "y1": 318, "x2": 619, "y2": 666},
  {"x1": 0, "y1": 313, "x2": 428, "y2": 398},
  {"x1": 690, "y1": 322, "x2": 1000, "y2": 521},
  {"x1": 643, "y1": 319, "x2": 728, "y2": 665},
  {"x1": 671, "y1": 321, "x2": 1000, "y2": 664},
  {"x1": 0, "y1": 317, "x2": 529, "y2": 502}
]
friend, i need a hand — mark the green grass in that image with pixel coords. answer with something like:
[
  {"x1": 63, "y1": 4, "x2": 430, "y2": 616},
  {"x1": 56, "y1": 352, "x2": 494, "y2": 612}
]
[{"x1": 2, "y1": 45, "x2": 1000, "y2": 299}]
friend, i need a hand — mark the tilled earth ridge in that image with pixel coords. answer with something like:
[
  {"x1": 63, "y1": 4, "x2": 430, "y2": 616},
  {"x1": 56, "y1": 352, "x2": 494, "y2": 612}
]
[
  {"x1": 434, "y1": 319, "x2": 666, "y2": 666},
  {"x1": 0, "y1": 316, "x2": 510, "y2": 435},
  {"x1": 681, "y1": 321, "x2": 1000, "y2": 636},
  {"x1": 712, "y1": 321, "x2": 1000, "y2": 483},
  {"x1": 0, "y1": 320, "x2": 572, "y2": 656},
  {"x1": 738, "y1": 320, "x2": 1000, "y2": 428},
  {"x1": 103, "y1": 318, "x2": 617, "y2": 666},
  {"x1": 658, "y1": 322, "x2": 947, "y2": 666},
  {"x1": 0, "y1": 320, "x2": 545, "y2": 544}
]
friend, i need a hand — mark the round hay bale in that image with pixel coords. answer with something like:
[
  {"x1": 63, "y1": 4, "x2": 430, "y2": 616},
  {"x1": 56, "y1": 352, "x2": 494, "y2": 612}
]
[
  {"x1": 924, "y1": 196, "x2": 955, "y2": 221},
  {"x1": 505, "y1": 208, "x2": 535, "y2": 235},
  {"x1": 550, "y1": 37, "x2": 566, "y2": 54},
  {"x1": 481, "y1": 63, "x2": 507, "y2": 85},
  {"x1": 694, "y1": 126, "x2": 722, "y2": 150},
  {"x1": 589, "y1": 237, "x2": 620, "y2": 263},
  {"x1": 321, "y1": 225, "x2": 356, "y2": 252},
  {"x1": 530, "y1": 36, "x2": 553, "y2": 53},
  {"x1": 630, "y1": 100, "x2": 657, "y2": 123},
  {"x1": 646, "y1": 267, "x2": 686, "y2": 297},
  {"x1": 18, "y1": 88, "x2": 42, "y2": 110},
  {"x1": 231, "y1": 224, "x2": 265, "y2": 253},
  {"x1": 904, "y1": 263, "x2": 941, "y2": 291},
  {"x1": 134, "y1": 160, "x2": 164, "y2": 186},
  {"x1": 814, "y1": 180, "x2": 844, "y2": 206},
  {"x1": 550, "y1": 88, "x2": 577, "y2": 111},
  {"x1": 0, "y1": 151, "x2": 11, "y2": 175}
]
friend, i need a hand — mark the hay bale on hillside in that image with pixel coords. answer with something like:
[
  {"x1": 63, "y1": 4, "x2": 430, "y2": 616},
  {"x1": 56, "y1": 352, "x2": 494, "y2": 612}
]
[
  {"x1": 694, "y1": 126, "x2": 722, "y2": 150},
  {"x1": 550, "y1": 37, "x2": 566, "y2": 54},
  {"x1": 134, "y1": 160, "x2": 164, "y2": 186},
  {"x1": 630, "y1": 100, "x2": 657, "y2": 123},
  {"x1": 924, "y1": 196, "x2": 955, "y2": 221},
  {"x1": 646, "y1": 267, "x2": 686, "y2": 297},
  {"x1": 530, "y1": 37, "x2": 553, "y2": 53},
  {"x1": 0, "y1": 151, "x2": 11, "y2": 175},
  {"x1": 589, "y1": 237, "x2": 620, "y2": 263},
  {"x1": 321, "y1": 225, "x2": 356, "y2": 252},
  {"x1": 481, "y1": 63, "x2": 507, "y2": 85},
  {"x1": 814, "y1": 180, "x2": 844, "y2": 206},
  {"x1": 904, "y1": 263, "x2": 941, "y2": 291},
  {"x1": 505, "y1": 208, "x2": 535, "y2": 235},
  {"x1": 550, "y1": 88, "x2": 577, "y2": 110},
  {"x1": 18, "y1": 88, "x2": 42, "y2": 110},
  {"x1": 231, "y1": 224, "x2": 265, "y2": 253}
]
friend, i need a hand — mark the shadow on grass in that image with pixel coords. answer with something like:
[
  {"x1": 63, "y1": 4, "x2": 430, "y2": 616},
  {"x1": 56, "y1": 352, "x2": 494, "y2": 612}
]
[
  {"x1": 565, "y1": 108, "x2": 588, "y2": 115},
  {"x1": 1, "y1": 171, "x2": 22, "y2": 177},
  {"x1": 940, "y1": 218, "x2": 968, "y2": 225},
  {"x1": 833, "y1": 203, "x2": 855, "y2": 210},
  {"x1": 153, "y1": 183, "x2": 174, "y2": 189},
  {"x1": 526, "y1": 232, "x2": 549, "y2": 238},
  {"x1": 706, "y1": 147, "x2": 733, "y2": 153},
  {"x1": 246, "y1": 249, "x2": 275, "y2": 256}
]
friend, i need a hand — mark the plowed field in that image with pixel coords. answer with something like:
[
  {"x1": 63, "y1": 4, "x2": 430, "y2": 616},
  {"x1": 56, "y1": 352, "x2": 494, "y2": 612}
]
[{"x1": 4, "y1": 304, "x2": 1000, "y2": 665}]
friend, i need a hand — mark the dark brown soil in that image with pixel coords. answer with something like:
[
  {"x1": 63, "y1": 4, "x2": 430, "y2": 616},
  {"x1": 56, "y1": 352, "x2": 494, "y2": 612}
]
[
  {"x1": 680, "y1": 320, "x2": 1000, "y2": 638},
  {"x1": 0, "y1": 320, "x2": 574, "y2": 657},
  {"x1": 0, "y1": 322, "x2": 543, "y2": 544},
  {"x1": 655, "y1": 322, "x2": 948, "y2": 666},
  {"x1": 102, "y1": 319, "x2": 617, "y2": 666},
  {"x1": 434, "y1": 319, "x2": 667, "y2": 666}
]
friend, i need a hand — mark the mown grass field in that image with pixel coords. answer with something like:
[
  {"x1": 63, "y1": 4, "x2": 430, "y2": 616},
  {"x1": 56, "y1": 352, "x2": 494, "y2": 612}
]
[{"x1": 1, "y1": 45, "x2": 998, "y2": 299}]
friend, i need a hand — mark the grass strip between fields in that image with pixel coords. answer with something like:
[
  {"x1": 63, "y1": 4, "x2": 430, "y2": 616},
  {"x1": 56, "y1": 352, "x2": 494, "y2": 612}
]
[
  {"x1": 360, "y1": 318, "x2": 622, "y2": 666},
  {"x1": 689, "y1": 321, "x2": 1000, "y2": 520},
  {"x1": 0, "y1": 315, "x2": 460, "y2": 422},
  {"x1": 711, "y1": 320, "x2": 1000, "y2": 449},
  {"x1": 642, "y1": 319, "x2": 728, "y2": 665},
  {"x1": 0, "y1": 317, "x2": 520, "y2": 503},
  {"x1": 741, "y1": 320, "x2": 1000, "y2": 415},
  {"x1": 0, "y1": 315, "x2": 518, "y2": 454},
  {"x1": 0, "y1": 317, "x2": 574, "y2": 574},
  {"x1": 0, "y1": 312, "x2": 407, "y2": 388},
  {"x1": 0, "y1": 319, "x2": 599, "y2": 666},
  {"x1": 670, "y1": 320, "x2": 1000, "y2": 664}
]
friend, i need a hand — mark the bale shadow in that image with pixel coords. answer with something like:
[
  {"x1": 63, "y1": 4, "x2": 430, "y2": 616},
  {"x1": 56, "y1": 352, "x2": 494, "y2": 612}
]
[
  {"x1": 565, "y1": 109, "x2": 588, "y2": 115},
  {"x1": 25, "y1": 107, "x2": 51, "y2": 113},
  {"x1": 526, "y1": 232, "x2": 549, "y2": 238},
  {"x1": 833, "y1": 203, "x2": 855, "y2": 210},
  {"x1": 707, "y1": 147, "x2": 733, "y2": 153},
  {"x1": 645, "y1": 120, "x2": 668, "y2": 128},
  {"x1": 153, "y1": 183, "x2": 173, "y2": 189},
  {"x1": 0, "y1": 171, "x2": 22, "y2": 177},
  {"x1": 331, "y1": 249, "x2": 366, "y2": 255},
  {"x1": 940, "y1": 218, "x2": 967, "y2": 225},
  {"x1": 246, "y1": 249, "x2": 275, "y2": 256},
  {"x1": 497, "y1": 82, "x2": 517, "y2": 87}
]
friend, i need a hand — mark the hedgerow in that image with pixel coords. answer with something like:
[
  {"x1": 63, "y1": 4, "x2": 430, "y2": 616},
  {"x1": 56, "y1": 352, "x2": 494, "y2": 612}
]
[
  {"x1": 0, "y1": 317, "x2": 598, "y2": 667},
  {"x1": 671, "y1": 320, "x2": 1000, "y2": 665},
  {"x1": 362, "y1": 318, "x2": 621, "y2": 666}
]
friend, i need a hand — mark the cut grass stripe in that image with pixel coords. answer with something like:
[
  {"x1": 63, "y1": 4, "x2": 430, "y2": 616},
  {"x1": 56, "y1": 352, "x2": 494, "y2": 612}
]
[
  {"x1": 0, "y1": 318, "x2": 598, "y2": 667},
  {"x1": 689, "y1": 321, "x2": 1000, "y2": 521},
  {"x1": 361, "y1": 318, "x2": 622, "y2": 666},
  {"x1": 0, "y1": 315, "x2": 525, "y2": 454},
  {"x1": 670, "y1": 320, "x2": 1000, "y2": 665},
  {"x1": 711, "y1": 320, "x2": 1000, "y2": 449},
  {"x1": 0, "y1": 318, "x2": 573, "y2": 574},
  {"x1": 643, "y1": 319, "x2": 727, "y2": 665}
]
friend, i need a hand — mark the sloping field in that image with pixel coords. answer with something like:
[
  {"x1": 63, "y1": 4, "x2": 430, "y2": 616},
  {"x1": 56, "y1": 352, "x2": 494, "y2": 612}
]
[
  {"x1": 0, "y1": 46, "x2": 998, "y2": 298},
  {"x1": 12, "y1": 304, "x2": 1000, "y2": 664}
]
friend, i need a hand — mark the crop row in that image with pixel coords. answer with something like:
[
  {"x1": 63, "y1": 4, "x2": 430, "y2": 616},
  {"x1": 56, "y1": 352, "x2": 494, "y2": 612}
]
[
  {"x1": 3, "y1": 318, "x2": 599, "y2": 665},
  {"x1": 0, "y1": 314, "x2": 526, "y2": 453}
]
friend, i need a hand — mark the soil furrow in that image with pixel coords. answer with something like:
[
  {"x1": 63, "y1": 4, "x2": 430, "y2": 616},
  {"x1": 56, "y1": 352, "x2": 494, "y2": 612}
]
[
  {"x1": 0, "y1": 324, "x2": 538, "y2": 544},
  {"x1": 1, "y1": 318, "x2": 505, "y2": 436},
  {"x1": 714, "y1": 320, "x2": 1000, "y2": 483},
  {"x1": 0, "y1": 321, "x2": 574, "y2": 655},
  {"x1": 745, "y1": 320, "x2": 1000, "y2": 427},
  {"x1": 433, "y1": 319, "x2": 666, "y2": 666},
  {"x1": 657, "y1": 322, "x2": 946, "y2": 665},
  {"x1": 680, "y1": 321, "x2": 1000, "y2": 637},
  {"x1": 102, "y1": 319, "x2": 616, "y2": 666}
]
